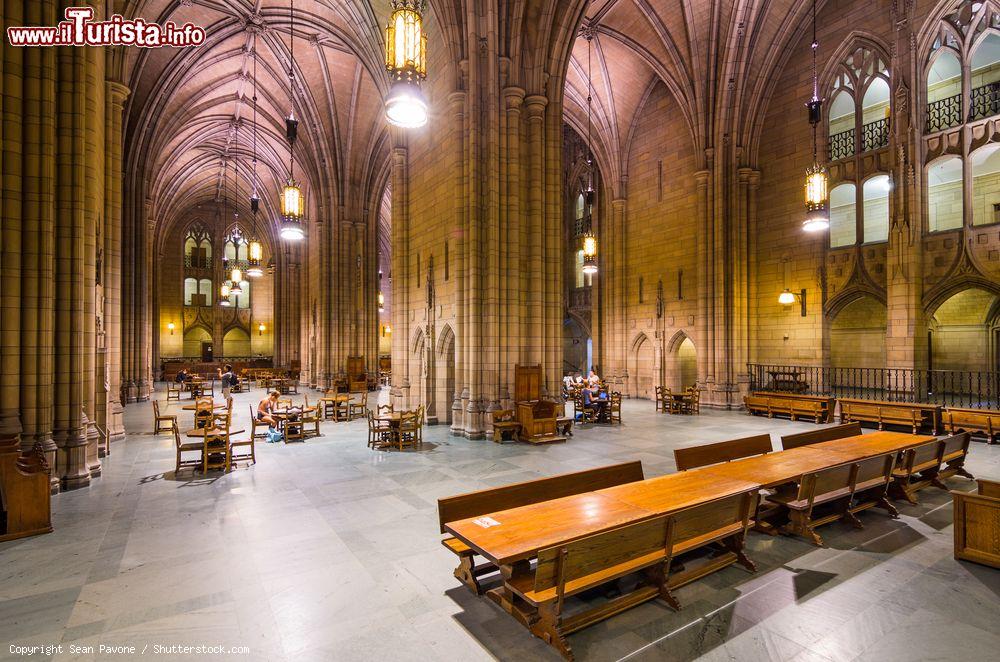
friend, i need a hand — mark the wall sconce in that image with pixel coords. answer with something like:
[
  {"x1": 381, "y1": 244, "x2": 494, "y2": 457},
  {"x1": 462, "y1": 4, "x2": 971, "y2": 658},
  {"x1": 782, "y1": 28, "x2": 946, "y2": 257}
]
[
  {"x1": 258, "y1": 323, "x2": 266, "y2": 336},
  {"x1": 779, "y1": 288, "x2": 807, "y2": 317},
  {"x1": 167, "y1": 322, "x2": 175, "y2": 335},
  {"x1": 382, "y1": 324, "x2": 392, "y2": 337}
]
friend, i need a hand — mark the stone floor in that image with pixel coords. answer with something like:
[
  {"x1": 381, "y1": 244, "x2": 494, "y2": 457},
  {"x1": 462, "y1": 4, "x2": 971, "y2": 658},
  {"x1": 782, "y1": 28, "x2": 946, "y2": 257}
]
[{"x1": 2, "y1": 387, "x2": 999, "y2": 662}]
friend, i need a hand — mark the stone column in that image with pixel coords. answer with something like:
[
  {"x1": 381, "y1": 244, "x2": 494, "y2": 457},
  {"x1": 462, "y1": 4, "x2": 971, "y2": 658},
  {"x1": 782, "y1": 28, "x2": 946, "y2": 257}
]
[
  {"x1": 448, "y1": 91, "x2": 467, "y2": 433},
  {"x1": 390, "y1": 144, "x2": 409, "y2": 411},
  {"x1": 104, "y1": 79, "x2": 129, "y2": 445},
  {"x1": 694, "y1": 168, "x2": 713, "y2": 397}
]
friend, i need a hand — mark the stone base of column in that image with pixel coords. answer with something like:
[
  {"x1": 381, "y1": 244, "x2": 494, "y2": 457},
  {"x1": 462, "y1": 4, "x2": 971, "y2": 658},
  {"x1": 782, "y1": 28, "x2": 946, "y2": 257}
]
[
  {"x1": 136, "y1": 379, "x2": 152, "y2": 402},
  {"x1": 84, "y1": 411, "x2": 102, "y2": 478},
  {"x1": 450, "y1": 394, "x2": 464, "y2": 434},
  {"x1": 461, "y1": 400, "x2": 486, "y2": 439},
  {"x1": 701, "y1": 381, "x2": 741, "y2": 410},
  {"x1": 108, "y1": 400, "x2": 126, "y2": 445},
  {"x1": 53, "y1": 427, "x2": 92, "y2": 491}
]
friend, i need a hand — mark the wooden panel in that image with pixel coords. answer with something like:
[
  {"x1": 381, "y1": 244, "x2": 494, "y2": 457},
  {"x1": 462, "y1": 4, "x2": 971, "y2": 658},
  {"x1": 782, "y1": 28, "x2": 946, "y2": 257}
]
[
  {"x1": 437, "y1": 461, "x2": 644, "y2": 533},
  {"x1": 953, "y1": 484, "x2": 1000, "y2": 569},
  {"x1": 780, "y1": 423, "x2": 862, "y2": 449},
  {"x1": 674, "y1": 434, "x2": 773, "y2": 471},
  {"x1": 0, "y1": 440, "x2": 52, "y2": 543},
  {"x1": 514, "y1": 364, "x2": 543, "y2": 403}
]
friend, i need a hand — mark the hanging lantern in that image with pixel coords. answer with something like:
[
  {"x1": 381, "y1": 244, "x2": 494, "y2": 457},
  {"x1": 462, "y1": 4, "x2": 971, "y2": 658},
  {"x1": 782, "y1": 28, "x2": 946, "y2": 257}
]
[
  {"x1": 230, "y1": 266, "x2": 243, "y2": 284},
  {"x1": 220, "y1": 281, "x2": 232, "y2": 306},
  {"x1": 384, "y1": 0, "x2": 428, "y2": 128},
  {"x1": 378, "y1": 290, "x2": 385, "y2": 312},
  {"x1": 582, "y1": 231, "x2": 598, "y2": 275},
  {"x1": 803, "y1": 163, "x2": 830, "y2": 232}
]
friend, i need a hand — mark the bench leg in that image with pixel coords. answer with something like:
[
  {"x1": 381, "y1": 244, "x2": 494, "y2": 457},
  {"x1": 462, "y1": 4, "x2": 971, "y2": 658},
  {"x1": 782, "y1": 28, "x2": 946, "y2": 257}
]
[
  {"x1": 530, "y1": 603, "x2": 573, "y2": 661},
  {"x1": 655, "y1": 564, "x2": 681, "y2": 611},
  {"x1": 843, "y1": 510, "x2": 864, "y2": 529},
  {"x1": 453, "y1": 554, "x2": 484, "y2": 595},
  {"x1": 876, "y1": 495, "x2": 900, "y2": 518},
  {"x1": 890, "y1": 479, "x2": 919, "y2": 505},
  {"x1": 947, "y1": 461, "x2": 974, "y2": 481},
  {"x1": 784, "y1": 509, "x2": 824, "y2": 546},
  {"x1": 722, "y1": 535, "x2": 757, "y2": 573}
]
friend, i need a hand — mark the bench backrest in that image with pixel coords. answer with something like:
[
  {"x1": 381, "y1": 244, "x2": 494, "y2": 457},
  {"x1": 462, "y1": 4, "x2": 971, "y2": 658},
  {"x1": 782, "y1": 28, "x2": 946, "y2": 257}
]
[
  {"x1": 780, "y1": 422, "x2": 862, "y2": 450},
  {"x1": 853, "y1": 454, "x2": 895, "y2": 487},
  {"x1": 534, "y1": 516, "x2": 668, "y2": 599},
  {"x1": 799, "y1": 463, "x2": 855, "y2": 503},
  {"x1": 940, "y1": 432, "x2": 970, "y2": 459},
  {"x1": 901, "y1": 440, "x2": 942, "y2": 474},
  {"x1": 979, "y1": 479, "x2": 1000, "y2": 499},
  {"x1": 673, "y1": 434, "x2": 773, "y2": 471},
  {"x1": 667, "y1": 491, "x2": 756, "y2": 556},
  {"x1": 437, "y1": 461, "x2": 645, "y2": 533}
]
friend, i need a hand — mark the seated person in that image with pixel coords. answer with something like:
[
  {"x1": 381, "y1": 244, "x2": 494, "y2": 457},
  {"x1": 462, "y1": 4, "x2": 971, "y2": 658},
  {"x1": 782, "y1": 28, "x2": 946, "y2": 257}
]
[
  {"x1": 587, "y1": 369, "x2": 601, "y2": 386},
  {"x1": 563, "y1": 374, "x2": 575, "y2": 389},
  {"x1": 174, "y1": 368, "x2": 189, "y2": 383},
  {"x1": 257, "y1": 390, "x2": 280, "y2": 428},
  {"x1": 581, "y1": 385, "x2": 608, "y2": 421}
]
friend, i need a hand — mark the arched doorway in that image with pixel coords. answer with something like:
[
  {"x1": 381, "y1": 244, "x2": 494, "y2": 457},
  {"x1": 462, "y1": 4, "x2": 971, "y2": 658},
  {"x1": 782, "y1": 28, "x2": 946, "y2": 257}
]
[
  {"x1": 563, "y1": 315, "x2": 590, "y2": 378},
  {"x1": 436, "y1": 325, "x2": 456, "y2": 424},
  {"x1": 829, "y1": 296, "x2": 887, "y2": 369},
  {"x1": 928, "y1": 288, "x2": 999, "y2": 372},
  {"x1": 630, "y1": 334, "x2": 655, "y2": 399},
  {"x1": 665, "y1": 332, "x2": 698, "y2": 391},
  {"x1": 223, "y1": 327, "x2": 251, "y2": 358},
  {"x1": 183, "y1": 326, "x2": 212, "y2": 361}
]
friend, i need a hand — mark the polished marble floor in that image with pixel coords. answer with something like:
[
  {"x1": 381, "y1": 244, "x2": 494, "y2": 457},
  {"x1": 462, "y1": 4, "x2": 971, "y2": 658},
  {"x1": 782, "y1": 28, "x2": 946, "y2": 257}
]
[{"x1": 2, "y1": 387, "x2": 999, "y2": 662}]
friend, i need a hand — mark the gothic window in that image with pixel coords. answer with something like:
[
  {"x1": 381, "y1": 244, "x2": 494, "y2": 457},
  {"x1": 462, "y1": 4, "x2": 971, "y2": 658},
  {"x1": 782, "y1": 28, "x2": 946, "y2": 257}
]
[
  {"x1": 827, "y1": 46, "x2": 890, "y2": 160},
  {"x1": 829, "y1": 183, "x2": 857, "y2": 247},
  {"x1": 927, "y1": 156, "x2": 964, "y2": 231},
  {"x1": 862, "y1": 175, "x2": 891, "y2": 243},
  {"x1": 970, "y1": 143, "x2": 1000, "y2": 225},
  {"x1": 183, "y1": 225, "x2": 212, "y2": 269},
  {"x1": 224, "y1": 227, "x2": 248, "y2": 262}
]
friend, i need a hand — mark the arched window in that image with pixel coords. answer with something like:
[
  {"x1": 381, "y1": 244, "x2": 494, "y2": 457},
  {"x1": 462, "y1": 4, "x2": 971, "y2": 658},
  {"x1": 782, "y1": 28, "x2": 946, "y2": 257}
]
[
  {"x1": 183, "y1": 278, "x2": 199, "y2": 306},
  {"x1": 198, "y1": 278, "x2": 213, "y2": 306},
  {"x1": 224, "y1": 227, "x2": 248, "y2": 263},
  {"x1": 575, "y1": 193, "x2": 585, "y2": 221},
  {"x1": 862, "y1": 175, "x2": 891, "y2": 243},
  {"x1": 925, "y1": 1, "x2": 1000, "y2": 131},
  {"x1": 829, "y1": 183, "x2": 857, "y2": 247},
  {"x1": 234, "y1": 280, "x2": 251, "y2": 309},
  {"x1": 183, "y1": 225, "x2": 212, "y2": 269},
  {"x1": 927, "y1": 156, "x2": 964, "y2": 231},
  {"x1": 971, "y1": 143, "x2": 1000, "y2": 225},
  {"x1": 827, "y1": 46, "x2": 890, "y2": 159}
]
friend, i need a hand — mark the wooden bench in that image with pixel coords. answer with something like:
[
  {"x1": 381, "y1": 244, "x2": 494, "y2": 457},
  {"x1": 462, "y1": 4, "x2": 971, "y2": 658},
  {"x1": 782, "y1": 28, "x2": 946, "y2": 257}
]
[
  {"x1": 0, "y1": 439, "x2": 52, "y2": 542},
  {"x1": 491, "y1": 409, "x2": 521, "y2": 443},
  {"x1": 508, "y1": 490, "x2": 757, "y2": 660},
  {"x1": 944, "y1": 407, "x2": 1000, "y2": 444},
  {"x1": 780, "y1": 422, "x2": 862, "y2": 450},
  {"x1": 674, "y1": 434, "x2": 773, "y2": 471},
  {"x1": 839, "y1": 398, "x2": 940, "y2": 434},
  {"x1": 767, "y1": 462, "x2": 858, "y2": 546},
  {"x1": 889, "y1": 439, "x2": 946, "y2": 504},
  {"x1": 437, "y1": 461, "x2": 645, "y2": 594},
  {"x1": 745, "y1": 392, "x2": 834, "y2": 423},
  {"x1": 848, "y1": 454, "x2": 899, "y2": 520},
  {"x1": 937, "y1": 432, "x2": 975, "y2": 483},
  {"x1": 952, "y1": 479, "x2": 1000, "y2": 569}
]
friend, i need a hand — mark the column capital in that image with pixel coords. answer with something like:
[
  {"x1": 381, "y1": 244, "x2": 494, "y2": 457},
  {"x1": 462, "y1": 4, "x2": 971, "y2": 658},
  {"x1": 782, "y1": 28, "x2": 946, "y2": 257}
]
[
  {"x1": 448, "y1": 90, "x2": 466, "y2": 111},
  {"x1": 694, "y1": 170, "x2": 711, "y2": 188},
  {"x1": 106, "y1": 80, "x2": 130, "y2": 106},
  {"x1": 503, "y1": 86, "x2": 526, "y2": 109},
  {"x1": 524, "y1": 94, "x2": 548, "y2": 120}
]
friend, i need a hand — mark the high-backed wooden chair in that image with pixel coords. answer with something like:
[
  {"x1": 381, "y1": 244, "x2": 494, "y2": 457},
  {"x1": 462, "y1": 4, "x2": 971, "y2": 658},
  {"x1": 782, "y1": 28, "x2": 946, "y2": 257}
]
[
  {"x1": 890, "y1": 439, "x2": 947, "y2": 504},
  {"x1": 301, "y1": 396, "x2": 322, "y2": 437},
  {"x1": 153, "y1": 400, "x2": 177, "y2": 435},
  {"x1": 173, "y1": 423, "x2": 203, "y2": 475},
  {"x1": 674, "y1": 434, "x2": 773, "y2": 471},
  {"x1": 848, "y1": 454, "x2": 898, "y2": 521},
  {"x1": 396, "y1": 409, "x2": 420, "y2": 450},
  {"x1": 780, "y1": 422, "x2": 862, "y2": 449},
  {"x1": 193, "y1": 398, "x2": 215, "y2": 430},
  {"x1": 654, "y1": 386, "x2": 665, "y2": 412},
  {"x1": 202, "y1": 379, "x2": 215, "y2": 397},
  {"x1": 349, "y1": 391, "x2": 368, "y2": 420},
  {"x1": 609, "y1": 392, "x2": 623, "y2": 423},
  {"x1": 767, "y1": 462, "x2": 857, "y2": 545},
  {"x1": 201, "y1": 418, "x2": 231, "y2": 474},
  {"x1": 367, "y1": 410, "x2": 392, "y2": 448},
  {"x1": 229, "y1": 432, "x2": 256, "y2": 467}
]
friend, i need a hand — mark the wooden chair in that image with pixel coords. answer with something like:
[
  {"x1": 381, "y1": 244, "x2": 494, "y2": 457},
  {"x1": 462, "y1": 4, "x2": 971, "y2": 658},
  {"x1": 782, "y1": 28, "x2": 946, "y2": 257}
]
[
  {"x1": 301, "y1": 397, "x2": 322, "y2": 437},
  {"x1": 890, "y1": 439, "x2": 947, "y2": 504},
  {"x1": 654, "y1": 386, "x2": 665, "y2": 412},
  {"x1": 282, "y1": 413, "x2": 305, "y2": 444},
  {"x1": 173, "y1": 423, "x2": 203, "y2": 475},
  {"x1": 166, "y1": 382, "x2": 181, "y2": 402},
  {"x1": 608, "y1": 392, "x2": 622, "y2": 424},
  {"x1": 952, "y1": 479, "x2": 1000, "y2": 568},
  {"x1": 229, "y1": 433, "x2": 257, "y2": 467},
  {"x1": 212, "y1": 397, "x2": 233, "y2": 428},
  {"x1": 377, "y1": 404, "x2": 394, "y2": 415},
  {"x1": 193, "y1": 398, "x2": 215, "y2": 430},
  {"x1": 153, "y1": 400, "x2": 177, "y2": 434},
  {"x1": 202, "y1": 379, "x2": 215, "y2": 397},
  {"x1": 333, "y1": 396, "x2": 350, "y2": 422},
  {"x1": 680, "y1": 388, "x2": 700, "y2": 415},
  {"x1": 200, "y1": 420, "x2": 231, "y2": 474},
  {"x1": 437, "y1": 461, "x2": 645, "y2": 595},
  {"x1": 780, "y1": 422, "x2": 862, "y2": 450},
  {"x1": 349, "y1": 391, "x2": 368, "y2": 420},
  {"x1": 554, "y1": 401, "x2": 574, "y2": 437},
  {"x1": 249, "y1": 405, "x2": 268, "y2": 440},
  {"x1": 938, "y1": 432, "x2": 975, "y2": 482},
  {"x1": 848, "y1": 454, "x2": 898, "y2": 521},
  {"x1": 277, "y1": 397, "x2": 293, "y2": 410},
  {"x1": 491, "y1": 409, "x2": 521, "y2": 443},
  {"x1": 674, "y1": 434, "x2": 773, "y2": 471},
  {"x1": 367, "y1": 410, "x2": 392, "y2": 448},
  {"x1": 396, "y1": 409, "x2": 420, "y2": 450},
  {"x1": 767, "y1": 462, "x2": 857, "y2": 546}
]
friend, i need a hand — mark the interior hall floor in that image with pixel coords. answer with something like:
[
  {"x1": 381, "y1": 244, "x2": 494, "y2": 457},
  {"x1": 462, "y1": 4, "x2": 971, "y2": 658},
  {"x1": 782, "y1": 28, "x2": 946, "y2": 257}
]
[{"x1": 2, "y1": 387, "x2": 999, "y2": 662}]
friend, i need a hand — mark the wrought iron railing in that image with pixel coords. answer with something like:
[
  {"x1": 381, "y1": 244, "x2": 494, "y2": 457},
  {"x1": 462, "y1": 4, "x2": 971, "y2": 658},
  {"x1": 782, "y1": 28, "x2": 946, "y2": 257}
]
[
  {"x1": 573, "y1": 217, "x2": 589, "y2": 237},
  {"x1": 861, "y1": 118, "x2": 890, "y2": 151},
  {"x1": 747, "y1": 363, "x2": 1000, "y2": 409},
  {"x1": 926, "y1": 93, "x2": 962, "y2": 132},
  {"x1": 829, "y1": 129, "x2": 855, "y2": 161},
  {"x1": 969, "y1": 81, "x2": 1000, "y2": 122},
  {"x1": 184, "y1": 254, "x2": 211, "y2": 269}
]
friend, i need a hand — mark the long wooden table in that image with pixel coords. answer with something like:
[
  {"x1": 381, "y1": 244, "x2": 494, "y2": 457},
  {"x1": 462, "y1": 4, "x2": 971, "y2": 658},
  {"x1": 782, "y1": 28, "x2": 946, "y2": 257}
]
[{"x1": 809, "y1": 430, "x2": 935, "y2": 459}]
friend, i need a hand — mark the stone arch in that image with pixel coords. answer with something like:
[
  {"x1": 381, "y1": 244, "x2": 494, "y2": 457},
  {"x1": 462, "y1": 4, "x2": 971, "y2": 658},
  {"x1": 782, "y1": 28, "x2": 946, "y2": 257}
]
[
  {"x1": 434, "y1": 325, "x2": 457, "y2": 425},
  {"x1": 828, "y1": 295, "x2": 888, "y2": 369},
  {"x1": 629, "y1": 332, "x2": 656, "y2": 399},
  {"x1": 665, "y1": 330, "x2": 698, "y2": 391},
  {"x1": 927, "y1": 286, "x2": 1000, "y2": 372},
  {"x1": 563, "y1": 313, "x2": 591, "y2": 377},
  {"x1": 410, "y1": 327, "x2": 428, "y2": 410},
  {"x1": 222, "y1": 327, "x2": 251, "y2": 358},
  {"x1": 182, "y1": 325, "x2": 212, "y2": 359}
]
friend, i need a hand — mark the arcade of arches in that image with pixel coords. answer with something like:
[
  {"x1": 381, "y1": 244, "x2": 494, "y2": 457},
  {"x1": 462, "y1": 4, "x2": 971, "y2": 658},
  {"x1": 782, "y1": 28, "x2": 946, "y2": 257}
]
[{"x1": 4, "y1": 0, "x2": 1000, "y2": 657}]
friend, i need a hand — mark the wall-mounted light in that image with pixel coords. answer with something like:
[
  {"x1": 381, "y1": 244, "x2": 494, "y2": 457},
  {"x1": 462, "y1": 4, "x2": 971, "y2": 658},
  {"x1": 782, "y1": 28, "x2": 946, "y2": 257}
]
[
  {"x1": 167, "y1": 322, "x2": 176, "y2": 335},
  {"x1": 779, "y1": 288, "x2": 807, "y2": 317},
  {"x1": 382, "y1": 324, "x2": 392, "y2": 337},
  {"x1": 258, "y1": 323, "x2": 266, "y2": 336}
]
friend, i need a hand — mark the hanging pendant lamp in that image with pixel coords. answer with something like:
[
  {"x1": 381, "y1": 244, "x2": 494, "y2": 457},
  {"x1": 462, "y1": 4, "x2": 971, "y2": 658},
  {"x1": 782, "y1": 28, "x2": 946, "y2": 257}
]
[
  {"x1": 384, "y1": 1, "x2": 428, "y2": 128},
  {"x1": 581, "y1": 30, "x2": 598, "y2": 275},
  {"x1": 247, "y1": 35, "x2": 264, "y2": 277},
  {"x1": 803, "y1": 0, "x2": 829, "y2": 232},
  {"x1": 281, "y1": 0, "x2": 305, "y2": 241}
]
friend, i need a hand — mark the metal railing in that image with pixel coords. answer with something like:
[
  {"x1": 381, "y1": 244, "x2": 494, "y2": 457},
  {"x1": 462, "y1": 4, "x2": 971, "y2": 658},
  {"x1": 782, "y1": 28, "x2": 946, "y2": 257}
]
[
  {"x1": 184, "y1": 254, "x2": 211, "y2": 269},
  {"x1": 970, "y1": 81, "x2": 1000, "y2": 122},
  {"x1": 747, "y1": 363, "x2": 1000, "y2": 409},
  {"x1": 926, "y1": 93, "x2": 962, "y2": 133},
  {"x1": 861, "y1": 118, "x2": 889, "y2": 152},
  {"x1": 829, "y1": 129, "x2": 855, "y2": 161}
]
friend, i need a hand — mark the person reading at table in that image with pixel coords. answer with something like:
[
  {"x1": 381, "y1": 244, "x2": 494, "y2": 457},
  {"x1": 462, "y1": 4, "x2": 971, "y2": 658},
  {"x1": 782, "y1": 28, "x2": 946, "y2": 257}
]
[
  {"x1": 257, "y1": 391, "x2": 280, "y2": 428},
  {"x1": 587, "y1": 369, "x2": 601, "y2": 386},
  {"x1": 582, "y1": 385, "x2": 607, "y2": 422},
  {"x1": 175, "y1": 368, "x2": 189, "y2": 384},
  {"x1": 218, "y1": 364, "x2": 235, "y2": 399}
]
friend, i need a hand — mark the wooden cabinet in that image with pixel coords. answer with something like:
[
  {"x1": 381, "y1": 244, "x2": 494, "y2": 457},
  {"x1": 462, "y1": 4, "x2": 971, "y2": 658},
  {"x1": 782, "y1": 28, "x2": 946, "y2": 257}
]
[{"x1": 953, "y1": 480, "x2": 1000, "y2": 569}]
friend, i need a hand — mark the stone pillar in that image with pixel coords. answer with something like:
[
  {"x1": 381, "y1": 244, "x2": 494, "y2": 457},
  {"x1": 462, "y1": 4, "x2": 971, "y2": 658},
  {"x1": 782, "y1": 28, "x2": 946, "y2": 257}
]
[
  {"x1": 104, "y1": 80, "x2": 129, "y2": 445},
  {"x1": 694, "y1": 168, "x2": 713, "y2": 397},
  {"x1": 390, "y1": 144, "x2": 409, "y2": 412},
  {"x1": 449, "y1": 91, "x2": 467, "y2": 434}
]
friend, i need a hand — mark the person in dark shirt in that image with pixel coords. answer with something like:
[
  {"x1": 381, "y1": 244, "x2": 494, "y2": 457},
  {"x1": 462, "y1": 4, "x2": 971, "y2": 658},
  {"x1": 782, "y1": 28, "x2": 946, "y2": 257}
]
[{"x1": 218, "y1": 364, "x2": 235, "y2": 399}]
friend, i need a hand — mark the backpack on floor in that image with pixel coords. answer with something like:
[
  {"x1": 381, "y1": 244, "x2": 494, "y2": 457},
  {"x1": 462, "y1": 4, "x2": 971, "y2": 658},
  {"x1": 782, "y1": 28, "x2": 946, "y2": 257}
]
[{"x1": 267, "y1": 428, "x2": 283, "y2": 443}]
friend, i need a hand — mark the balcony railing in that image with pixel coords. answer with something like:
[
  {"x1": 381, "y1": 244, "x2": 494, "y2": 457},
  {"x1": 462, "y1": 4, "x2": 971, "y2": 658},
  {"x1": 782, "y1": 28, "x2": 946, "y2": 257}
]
[
  {"x1": 184, "y1": 254, "x2": 211, "y2": 269},
  {"x1": 926, "y1": 93, "x2": 962, "y2": 133},
  {"x1": 747, "y1": 363, "x2": 1000, "y2": 409},
  {"x1": 861, "y1": 118, "x2": 890, "y2": 152},
  {"x1": 829, "y1": 129, "x2": 855, "y2": 161},
  {"x1": 969, "y1": 81, "x2": 1000, "y2": 122}
]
